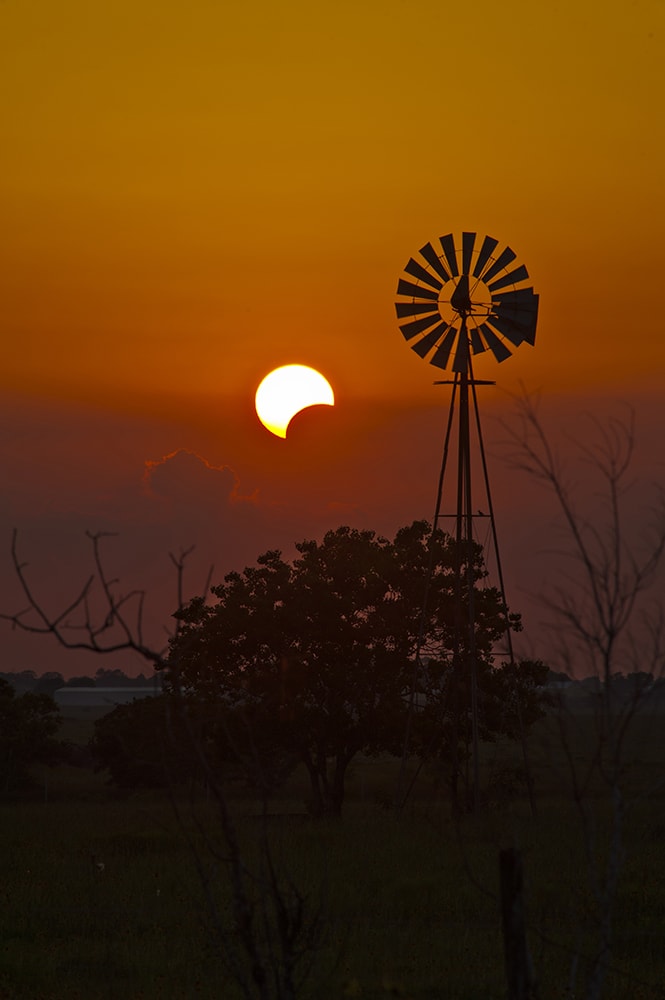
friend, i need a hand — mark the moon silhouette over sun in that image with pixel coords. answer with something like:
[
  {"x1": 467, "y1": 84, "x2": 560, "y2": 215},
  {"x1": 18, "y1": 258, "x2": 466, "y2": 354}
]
[{"x1": 255, "y1": 365, "x2": 335, "y2": 438}]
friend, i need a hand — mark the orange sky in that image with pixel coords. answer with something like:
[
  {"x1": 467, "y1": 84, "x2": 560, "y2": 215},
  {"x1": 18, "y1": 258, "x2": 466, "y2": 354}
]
[{"x1": 1, "y1": 0, "x2": 664, "y2": 675}]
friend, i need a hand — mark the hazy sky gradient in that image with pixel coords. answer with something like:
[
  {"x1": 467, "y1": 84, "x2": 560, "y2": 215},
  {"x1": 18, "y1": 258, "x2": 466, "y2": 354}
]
[{"x1": 1, "y1": 0, "x2": 663, "y2": 675}]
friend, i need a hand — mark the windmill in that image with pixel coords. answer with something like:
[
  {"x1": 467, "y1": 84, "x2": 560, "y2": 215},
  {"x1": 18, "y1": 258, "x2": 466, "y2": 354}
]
[{"x1": 395, "y1": 231, "x2": 539, "y2": 812}]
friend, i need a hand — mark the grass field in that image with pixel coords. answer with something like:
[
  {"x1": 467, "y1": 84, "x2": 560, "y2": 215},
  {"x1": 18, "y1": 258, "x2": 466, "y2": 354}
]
[{"x1": 2, "y1": 704, "x2": 665, "y2": 1000}]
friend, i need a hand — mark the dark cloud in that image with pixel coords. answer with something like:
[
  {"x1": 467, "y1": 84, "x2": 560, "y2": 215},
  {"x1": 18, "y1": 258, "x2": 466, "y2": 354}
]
[{"x1": 143, "y1": 449, "x2": 259, "y2": 509}]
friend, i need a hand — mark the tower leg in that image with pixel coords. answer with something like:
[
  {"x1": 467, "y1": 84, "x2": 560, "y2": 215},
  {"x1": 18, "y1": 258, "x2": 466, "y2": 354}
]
[{"x1": 456, "y1": 366, "x2": 480, "y2": 815}]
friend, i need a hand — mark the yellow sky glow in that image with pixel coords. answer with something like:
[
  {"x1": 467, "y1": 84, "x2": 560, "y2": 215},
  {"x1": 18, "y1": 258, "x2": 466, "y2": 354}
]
[{"x1": 1, "y1": 0, "x2": 664, "y2": 408}]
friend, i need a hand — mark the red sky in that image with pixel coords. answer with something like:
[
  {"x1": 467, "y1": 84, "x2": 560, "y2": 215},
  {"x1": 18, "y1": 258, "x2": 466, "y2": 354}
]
[{"x1": 1, "y1": 0, "x2": 664, "y2": 676}]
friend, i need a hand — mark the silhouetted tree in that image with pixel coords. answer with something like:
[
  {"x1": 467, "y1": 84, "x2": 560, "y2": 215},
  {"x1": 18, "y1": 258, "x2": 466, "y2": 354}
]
[
  {"x1": 91, "y1": 695, "x2": 195, "y2": 788},
  {"x1": 168, "y1": 521, "x2": 525, "y2": 817},
  {"x1": 0, "y1": 678, "x2": 62, "y2": 795},
  {"x1": 500, "y1": 395, "x2": 665, "y2": 999},
  {"x1": 132, "y1": 672, "x2": 154, "y2": 687},
  {"x1": 0, "y1": 534, "x2": 328, "y2": 996},
  {"x1": 95, "y1": 667, "x2": 131, "y2": 687},
  {"x1": 411, "y1": 655, "x2": 548, "y2": 808},
  {"x1": 33, "y1": 671, "x2": 64, "y2": 695},
  {"x1": 0, "y1": 671, "x2": 38, "y2": 694},
  {"x1": 91, "y1": 693, "x2": 298, "y2": 793}
]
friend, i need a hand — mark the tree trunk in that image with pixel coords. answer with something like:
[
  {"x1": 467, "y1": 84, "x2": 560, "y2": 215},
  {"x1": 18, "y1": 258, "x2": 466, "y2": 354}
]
[
  {"x1": 301, "y1": 753, "x2": 325, "y2": 818},
  {"x1": 499, "y1": 848, "x2": 537, "y2": 1000},
  {"x1": 327, "y1": 754, "x2": 348, "y2": 818},
  {"x1": 302, "y1": 749, "x2": 350, "y2": 818}
]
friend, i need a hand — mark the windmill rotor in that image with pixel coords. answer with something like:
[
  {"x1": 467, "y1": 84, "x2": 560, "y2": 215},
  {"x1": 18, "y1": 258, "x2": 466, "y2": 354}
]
[{"x1": 395, "y1": 232, "x2": 538, "y2": 373}]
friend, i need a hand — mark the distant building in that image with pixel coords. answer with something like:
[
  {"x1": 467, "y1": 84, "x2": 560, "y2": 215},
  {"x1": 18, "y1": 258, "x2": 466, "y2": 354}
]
[{"x1": 53, "y1": 686, "x2": 159, "y2": 708}]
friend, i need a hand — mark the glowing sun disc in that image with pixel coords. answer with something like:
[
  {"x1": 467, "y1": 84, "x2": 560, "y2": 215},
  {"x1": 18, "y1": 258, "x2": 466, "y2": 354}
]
[{"x1": 255, "y1": 365, "x2": 334, "y2": 438}]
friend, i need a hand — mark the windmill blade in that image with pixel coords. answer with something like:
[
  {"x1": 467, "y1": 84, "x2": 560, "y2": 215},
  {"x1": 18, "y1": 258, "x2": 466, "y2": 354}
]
[
  {"x1": 479, "y1": 245, "x2": 517, "y2": 284},
  {"x1": 462, "y1": 232, "x2": 476, "y2": 275},
  {"x1": 399, "y1": 313, "x2": 442, "y2": 340},
  {"x1": 487, "y1": 264, "x2": 530, "y2": 292},
  {"x1": 478, "y1": 323, "x2": 512, "y2": 362},
  {"x1": 492, "y1": 301, "x2": 537, "y2": 328},
  {"x1": 470, "y1": 325, "x2": 487, "y2": 354},
  {"x1": 395, "y1": 301, "x2": 441, "y2": 319},
  {"x1": 501, "y1": 308, "x2": 537, "y2": 346},
  {"x1": 492, "y1": 289, "x2": 539, "y2": 345},
  {"x1": 419, "y1": 241, "x2": 450, "y2": 282},
  {"x1": 429, "y1": 326, "x2": 457, "y2": 369},
  {"x1": 412, "y1": 323, "x2": 450, "y2": 358},
  {"x1": 472, "y1": 235, "x2": 499, "y2": 278},
  {"x1": 404, "y1": 257, "x2": 443, "y2": 290},
  {"x1": 491, "y1": 287, "x2": 539, "y2": 308},
  {"x1": 486, "y1": 314, "x2": 526, "y2": 347},
  {"x1": 491, "y1": 304, "x2": 533, "y2": 336},
  {"x1": 520, "y1": 294, "x2": 539, "y2": 344},
  {"x1": 439, "y1": 234, "x2": 459, "y2": 277},
  {"x1": 396, "y1": 278, "x2": 439, "y2": 301}
]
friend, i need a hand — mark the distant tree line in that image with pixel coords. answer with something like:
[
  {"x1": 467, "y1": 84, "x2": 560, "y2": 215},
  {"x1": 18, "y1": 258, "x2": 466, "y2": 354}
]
[
  {"x1": 0, "y1": 667, "x2": 159, "y2": 696},
  {"x1": 0, "y1": 667, "x2": 160, "y2": 797}
]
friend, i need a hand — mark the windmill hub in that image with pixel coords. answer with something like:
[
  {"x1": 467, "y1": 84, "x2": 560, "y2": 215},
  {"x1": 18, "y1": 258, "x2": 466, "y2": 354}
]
[{"x1": 395, "y1": 231, "x2": 539, "y2": 374}]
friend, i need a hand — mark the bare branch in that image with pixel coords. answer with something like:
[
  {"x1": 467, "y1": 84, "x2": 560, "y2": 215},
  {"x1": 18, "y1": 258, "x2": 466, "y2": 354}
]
[
  {"x1": 1, "y1": 529, "x2": 168, "y2": 666},
  {"x1": 499, "y1": 393, "x2": 665, "y2": 999}
]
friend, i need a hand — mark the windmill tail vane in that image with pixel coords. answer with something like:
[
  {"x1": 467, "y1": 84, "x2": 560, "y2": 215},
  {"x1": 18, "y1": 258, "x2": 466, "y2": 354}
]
[{"x1": 395, "y1": 231, "x2": 539, "y2": 375}]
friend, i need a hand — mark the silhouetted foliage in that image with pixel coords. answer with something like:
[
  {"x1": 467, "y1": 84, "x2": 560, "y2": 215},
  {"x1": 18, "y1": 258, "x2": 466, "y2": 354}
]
[
  {"x1": 546, "y1": 669, "x2": 572, "y2": 685},
  {"x1": 90, "y1": 694, "x2": 297, "y2": 792},
  {"x1": 33, "y1": 671, "x2": 64, "y2": 695},
  {"x1": 0, "y1": 668, "x2": 156, "y2": 693},
  {"x1": 167, "y1": 521, "x2": 530, "y2": 816},
  {"x1": 1, "y1": 533, "x2": 329, "y2": 994},
  {"x1": 0, "y1": 678, "x2": 62, "y2": 795},
  {"x1": 95, "y1": 667, "x2": 138, "y2": 687},
  {"x1": 0, "y1": 671, "x2": 39, "y2": 695},
  {"x1": 413, "y1": 656, "x2": 548, "y2": 807},
  {"x1": 91, "y1": 696, "x2": 189, "y2": 788}
]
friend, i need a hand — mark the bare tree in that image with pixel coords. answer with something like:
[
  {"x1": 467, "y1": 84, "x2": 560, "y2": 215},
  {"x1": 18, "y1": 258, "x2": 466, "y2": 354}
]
[
  {"x1": 1, "y1": 530, "x2": 327, "y2": 999},
  {"x1": 500, "y1": 394, "x2": 665, "y2": 999}
]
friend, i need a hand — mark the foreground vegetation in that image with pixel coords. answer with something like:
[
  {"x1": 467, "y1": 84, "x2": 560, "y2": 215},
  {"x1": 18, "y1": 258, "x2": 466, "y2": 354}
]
[
  {"x1": 2, "y1": 404, "x2": 663, "y2": 998},
  {"x1": 2, "y1": 706, "x2": 665, "y2": 1000}
]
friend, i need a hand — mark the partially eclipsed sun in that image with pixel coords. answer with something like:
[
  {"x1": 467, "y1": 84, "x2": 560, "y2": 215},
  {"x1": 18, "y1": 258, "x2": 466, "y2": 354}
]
[{"x1": 255, "y1": 365, "x2": 335, "y2": 438}]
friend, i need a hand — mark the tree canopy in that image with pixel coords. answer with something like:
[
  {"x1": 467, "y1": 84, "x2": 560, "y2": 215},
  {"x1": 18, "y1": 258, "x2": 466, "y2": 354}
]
[
  {"x1": 90, "y1": 695, "x2": 200, "y2": 789},
  {"x1": 0, "y1": 678, "x2": 62, "y2": 796},
  {"x1": 166, "y1": 521, "x2": 540, "y2": 816}
]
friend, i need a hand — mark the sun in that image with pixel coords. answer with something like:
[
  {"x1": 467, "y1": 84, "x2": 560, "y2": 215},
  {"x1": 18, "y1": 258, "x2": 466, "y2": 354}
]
[{"x1": 255, "y1": 365, "x2": 335, "y2": 438}]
